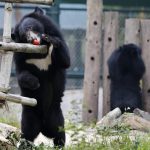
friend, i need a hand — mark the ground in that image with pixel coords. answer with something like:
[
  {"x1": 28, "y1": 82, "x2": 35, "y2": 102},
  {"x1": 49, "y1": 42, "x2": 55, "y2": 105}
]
[{"x1": 0, "y1": 77, "x2": 150, "y2": 149}]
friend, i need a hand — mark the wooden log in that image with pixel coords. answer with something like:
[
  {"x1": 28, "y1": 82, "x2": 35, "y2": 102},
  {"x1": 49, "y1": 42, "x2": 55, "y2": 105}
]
[
  {"x1": 134, "y1": 108, "x2": 150, "y2": 121},
  {"x1": 0, "y1": 3, "x2": 13, "y2": 91},
  {"x1": 97, "y1": 107, "x2": 121, "y2": 127},
  {"x1": 0, "y1": 92, "x2": 37, "y2": 106},
  {"x1": 0, "y1": 0, "x2": 54, "y2": 5},
  {"x1": 140, "y1": 19, "x2": 150, "y2": 113},
  {"x1": 120, "y1": 113, "x2": 150, "y2": 132},
  {"x1": 82, "y1": 0, "x2": 102, "y2": 124},
  {"x1": 124, "y1": 19, "x2": 141, "y2": 45},
  {"x1": 102, "y1": 12, "x2": 119, "y2": 116},
  {"x1": 0, "y1": 42, "x2": 47, "y2": 54}
]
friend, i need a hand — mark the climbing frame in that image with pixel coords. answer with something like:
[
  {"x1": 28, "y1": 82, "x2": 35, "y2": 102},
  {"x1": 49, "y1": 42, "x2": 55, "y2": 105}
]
[{"x1": 0, "y1": 0, "x2": 53, "y2": 106}]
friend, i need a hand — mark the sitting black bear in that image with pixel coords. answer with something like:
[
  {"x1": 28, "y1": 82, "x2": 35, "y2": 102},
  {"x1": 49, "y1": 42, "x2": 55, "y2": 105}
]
[
  {"x1": 107, "y1": 43, "x2": 145, "y2": 113},
  {"x1": 11, "y1": 7, "x2": 70, "y2": 147}
]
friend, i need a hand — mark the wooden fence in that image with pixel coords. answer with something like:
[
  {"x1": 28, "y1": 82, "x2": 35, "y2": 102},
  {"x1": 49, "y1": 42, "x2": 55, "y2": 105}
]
[{"x1": 103, "y1": 13, "x2": 150, "y2": 115}]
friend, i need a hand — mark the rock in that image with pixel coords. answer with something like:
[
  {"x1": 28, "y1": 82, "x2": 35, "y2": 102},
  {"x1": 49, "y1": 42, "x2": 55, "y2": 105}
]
[
  {"x1": 0, "y1": 122, "x2": 20, "y2": 137},
  {"x1": 119, "y1": 113, "x2": 150, "y2": 133},
  {"x1": 133, "y1": 108, "x2": 150, "y2": 121},
  {"x1": 97, "y1": 108, "x2": 122, "y2": 127},
  {"x1": 0, "y1": 123, "x2": 20, "y2": 149},
  {"x1": 0, "y1": 135, "x2": 14, "y2": 150}
]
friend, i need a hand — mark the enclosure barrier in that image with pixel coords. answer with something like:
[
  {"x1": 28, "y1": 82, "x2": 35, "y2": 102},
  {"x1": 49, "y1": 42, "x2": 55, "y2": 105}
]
[
  {"x1": 102, "y1": 18, "x2": 150, "y2": 115},
  {"x1": 124, "y1": 19, "x2": 150, "y2": 113},
  {"x1": 102, "y1": 12, "x2": 119, "y2": 116},
  {"x1": 140, "y1": 20, "x2": 150, "y2": 113},
  {"x1": 0, "y1": 1, "x2": 53, "y2": 106}
]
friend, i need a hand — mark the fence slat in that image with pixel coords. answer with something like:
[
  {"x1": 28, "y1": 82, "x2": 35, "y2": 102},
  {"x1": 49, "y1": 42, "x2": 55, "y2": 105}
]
[
  {"x1": 141, "y1": 20, "x2": 150, "y2": 113},
  {"x1": 125, "y1": 18, "x2": 150, "y2": 113},
  {"x1": 102, "y1": 12, "x2": 119, "y2": 116},
  {"x1": 0, "y1": 0, "x2": 53, "y2": 5},
  {"x1": 0, "y1": 3, "x2": 13, "y2": 91},
  {"x1": 125, "y1": 19, "x2": 141, "y2": 45},
  {"x1": 82, "y1": 0, "x2": 102, "y2": 123}
]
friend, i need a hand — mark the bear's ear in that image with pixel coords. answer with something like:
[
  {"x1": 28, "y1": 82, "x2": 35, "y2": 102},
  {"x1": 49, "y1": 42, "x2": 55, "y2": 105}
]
[{"x1": 34, "y1": 7, "x2": 44, "y2": 15}]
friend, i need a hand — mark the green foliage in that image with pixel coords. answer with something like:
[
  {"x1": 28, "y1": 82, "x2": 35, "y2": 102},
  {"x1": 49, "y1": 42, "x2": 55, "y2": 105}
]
[
  {"x1": 0, "y1": 117, "x2": 20, "y2": 128},
  {"x1": 2, "y1": 101, "x2": 149, "y2": 150},
  {"x1": 6, "y1": 122, "x2": 150, "y2": 150}
]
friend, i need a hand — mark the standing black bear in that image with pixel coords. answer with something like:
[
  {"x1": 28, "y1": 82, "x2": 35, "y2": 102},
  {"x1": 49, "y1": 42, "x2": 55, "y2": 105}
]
[
  {"x1": 11, "y1": 7, "x2": 70, "y2": 147},
  {"x1": 108, "y1": 44, "x2": 145, "y2": 113}
]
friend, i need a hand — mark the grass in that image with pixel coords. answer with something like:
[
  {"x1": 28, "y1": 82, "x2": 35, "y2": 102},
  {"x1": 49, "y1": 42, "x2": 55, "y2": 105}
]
[
  {"x1": 32, "y1": 129, "x2": 150, "y2": 150},
  {"x1": 0, "y1": 101, "x2": 149, "y2": 150},
  {"x1": 6, "y1": 121, "x2": 150, "y2": 150},
  {"x1": 64, "y1": 122, "x2": 150, "y2": 150},
  {"x1": 0, "y1": 117, "x2": 20, "y2": 128}
]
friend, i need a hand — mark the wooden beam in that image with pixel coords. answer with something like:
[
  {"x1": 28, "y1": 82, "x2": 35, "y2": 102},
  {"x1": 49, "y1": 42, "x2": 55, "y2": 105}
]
[
  {"x1": 141, "y1": 19, "x2": 150, "y2": 113},
  {"x1": 102, "y1": 12, "x2": 119, "y2": 116},
  {"x1": 82, "y1": 0, "x2": 102, "y2": 124},
  {"x1": 0, "y1": 92, "x2": 37, "y2": 106},
  {"x1": 0, "y1": 0, "x2": 54, "y2": 5},
  {"x1": 0, "y1": 42, "x2": 47, "y2": 54},
  {"x1": 124, "y1": 19, "x2": 150, "y2": 113},
  {"x1": 125, "y1": 19, "x2": 141, "y2": 46},
  {"x1": 0, "y1": 3, "x2": 13, "y2": 91}
]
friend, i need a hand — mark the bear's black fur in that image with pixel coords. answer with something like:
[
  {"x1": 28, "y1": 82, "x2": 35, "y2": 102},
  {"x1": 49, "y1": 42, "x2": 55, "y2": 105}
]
[
  {"x1": 108, "y1": 43, "x2": 145, "y2": 113},
  {"x1": 12, "y1": 7, "x2": 70, "y2": 147}
]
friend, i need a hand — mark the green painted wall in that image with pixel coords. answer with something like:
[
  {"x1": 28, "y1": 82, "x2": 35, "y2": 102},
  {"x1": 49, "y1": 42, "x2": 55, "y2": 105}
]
[{"x1": 61, "y1": 0, "x2": 150, "y2": 7}]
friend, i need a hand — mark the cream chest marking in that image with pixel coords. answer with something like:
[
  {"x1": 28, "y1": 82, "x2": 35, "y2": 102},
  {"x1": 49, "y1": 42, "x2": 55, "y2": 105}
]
[{"x1": 26, "y1": 45, "x2": 53, "y2": 71}]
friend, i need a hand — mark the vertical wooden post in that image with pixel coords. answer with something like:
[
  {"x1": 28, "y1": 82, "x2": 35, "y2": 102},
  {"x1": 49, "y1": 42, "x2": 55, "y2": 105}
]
[
  {"x1": 141, "y1": 20, "x2": 150, "y2": 113},
  {"x1": 124, "y1": 18, "x2": 150, "y2": 113},
  {"x1": 102, "y1": 12, "x2": 119, "y2": 116},
  {"x1": 82, "y1": 0, "x2": 102, "y2": 123},
  {"x1": 0, "y1": 3, "x2": 13, "y2": 92},
  {"x1": 125, "y1": 19, "x2": 141, "y2": 45}
]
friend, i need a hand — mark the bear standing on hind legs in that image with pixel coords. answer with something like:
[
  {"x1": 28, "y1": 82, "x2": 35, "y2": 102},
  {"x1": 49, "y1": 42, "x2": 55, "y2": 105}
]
[
  {"x1": 108, "y1": 44, "x2": 145, "y2": 113},
  {"x1": 11, "y1": 7, "x2": 70, "y2": 147}
]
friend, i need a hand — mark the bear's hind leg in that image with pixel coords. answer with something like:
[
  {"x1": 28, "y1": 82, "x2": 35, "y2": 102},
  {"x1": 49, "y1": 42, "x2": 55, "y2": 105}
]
[
  {"x1": 42, "y1": 107, "x2": 65, "y2": 148},
  {"x1": 53, "y1": 130, "x2": 65, "y2": 148},
  {"x1": 21, "y1": 108, "x2": 41, "y2": 142}
]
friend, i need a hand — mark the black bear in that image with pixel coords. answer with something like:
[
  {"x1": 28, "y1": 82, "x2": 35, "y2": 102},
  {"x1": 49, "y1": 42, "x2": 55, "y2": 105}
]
[
  {"x1": 11, "y1": 7, "x2": 70, "y2": 147},
  {"x1": 107, "y1": 43, "x2": 145, "y2": 113}
]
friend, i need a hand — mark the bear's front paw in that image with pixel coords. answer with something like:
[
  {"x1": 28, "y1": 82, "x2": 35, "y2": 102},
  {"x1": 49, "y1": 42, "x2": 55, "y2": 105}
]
[
  {"x1": 41, "y1": 34, "x2": 60, "y2": 48},
  {"x1": 18, "y1": 72, "x2": 40, "y2": 90}
]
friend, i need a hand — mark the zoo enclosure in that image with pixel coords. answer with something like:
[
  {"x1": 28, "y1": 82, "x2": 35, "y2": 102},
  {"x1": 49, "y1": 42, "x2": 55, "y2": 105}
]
[
  {"x1": 1, "y1": 4, "x2": 150, "y2": 90},
  {"x1": 0, "y1": 2, "x2": 150, "y2": 114}
]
